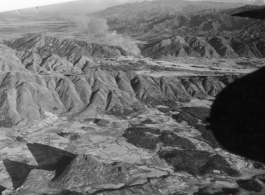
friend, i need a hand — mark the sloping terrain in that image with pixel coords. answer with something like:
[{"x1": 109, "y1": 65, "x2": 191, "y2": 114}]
[
  {"x1": 207, "y1": 36, "x2": 239, "y2": 58},
  {"x1": 90, "y1": 0, "x2": 245, "y2": 39},
  {"x1": 91, "y1": 1, "x2": 264, "y2": 40},
  {"x1": 0, "y1": 23, "x2": 264, "y2": 195},
  {"x1": 0, "y1": 65, "x2": 239, "y2": 127},
  {"x1": 141, "y1": 36, "x2": 201, "y2": 59},
  {"x1": 142, "y1": 35, "x2": 265, "y2": 59},
  {"x1": 4, "y1": 34, "x2": 128, "y2": 74},
  {"x1": 91, "y1": 0, "x2": 265, "y2": 59},
  {"x1": 0, "y1": 35, "x2": 243, "y2": 127}
]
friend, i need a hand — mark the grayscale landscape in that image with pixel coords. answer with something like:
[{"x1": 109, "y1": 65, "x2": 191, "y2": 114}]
[{"x1": 0, "y1": 0, "x2": 265, "y2": 194}]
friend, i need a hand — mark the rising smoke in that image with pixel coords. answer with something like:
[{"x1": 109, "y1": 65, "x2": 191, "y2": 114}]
[
  {"x1": 77, "y1": 17, "x2": 109, "y2": 34},
  {"x1": 67, "y1": 16, "x2": 140, "y2": 55}
]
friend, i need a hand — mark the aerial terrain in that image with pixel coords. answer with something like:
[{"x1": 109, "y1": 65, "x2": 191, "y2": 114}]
[{"x1": 0, "y1": 0, "x2": 265, "y2": 194}]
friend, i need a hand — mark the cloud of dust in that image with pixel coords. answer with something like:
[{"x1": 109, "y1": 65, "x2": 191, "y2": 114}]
[
  {"x1": 103, "y1": 31, "x2": 141, "y2": 56},
  {"x1": 65, "y1": 15, "x2": 140, "y2": 55},
  {"x1": 76, "y1": 17, "x2": 109, "y2": 34}
]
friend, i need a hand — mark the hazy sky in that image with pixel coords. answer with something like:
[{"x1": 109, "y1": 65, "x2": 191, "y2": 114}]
[
  {"x1": 0, "y1": 0, "x2": 246, "y2": 14},
  {"x1": 0, "y1": 0, "x2": 149, "y2": 14},
  {"x1": 35, "y1": 0, "x2": 251, "y2": 14},
  {"x1": 28, "y1": 0, "x2": 148, "y2": 14}
]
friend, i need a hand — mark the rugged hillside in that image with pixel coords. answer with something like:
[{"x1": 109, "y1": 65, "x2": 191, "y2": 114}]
[
  {"x1": 141, "y1": 36, "x2": 201, "y2": 59},
  {"x1": 0, "y1": 1, "x2": 265, "y2": 194},
  {"x1": 0, "y1": 34, "x2": 245, "y2": 127},
  {"x1": 141, "y1": 35, "x2": 265, "y2": 59},
  {"x1": 90, "y1": 0, "x2": 265, "y2": 59},
  {"x1": 0, "y1": 33, "x2": 265, "y2": 195},
  {"x1": 90, "y1": 1, "x2": 264, "y2": 40},
  {"x1": 4, "y1": 34, "x2": 128, "y2": 74},
  {"x1": 0, "y1": 64, "x2": 239, "y2": 127},
  {"x1": 207, "y1": 36, "x2": 239, "y2": 58}
]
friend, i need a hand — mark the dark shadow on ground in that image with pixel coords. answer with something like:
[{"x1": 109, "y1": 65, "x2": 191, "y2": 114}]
[
  {"x1": 3, "y1": 160, "x2": 36, "y2": 189},
  {"x1": 52, "y1": 155, "x2": 76, "y2": 181},
  {"x1": 208, "y1": 67, "x2": 265, "y2": 164},
  {"x1": 26, "y1": 143, "x2": 77, "y2": 167},
  {"x1": 193, "y1": 187, "x2": 239, "y2": 195},
  {"x1": 3, "y1": 143, "x2": 77, "y2": 190},
  {"x1": 0, "y1": 185, "x2": 6, "y2": 193}
]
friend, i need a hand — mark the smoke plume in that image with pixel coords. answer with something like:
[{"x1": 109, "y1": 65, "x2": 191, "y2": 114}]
[
  {"x1": 67, "y1": 16, "x2": 140, "y2": 55},
  {"x1": 77, "y1": 17, "x2": 109, "y2": 34}
]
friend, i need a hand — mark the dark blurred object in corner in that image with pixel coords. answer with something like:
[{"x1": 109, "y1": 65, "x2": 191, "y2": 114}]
[
  {"x1": 208, "y1": 67, "x2": 265, "y2": 164},
  {"x1": 232, "y1": 8, "x2": 265, "y2": 20},
  {"x1": 208, "y1": 8, "x2": 265, "y2": 164}
]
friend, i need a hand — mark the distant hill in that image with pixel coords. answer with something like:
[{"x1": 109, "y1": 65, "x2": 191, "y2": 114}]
[
  {"x1": 141, "y1": 35, "x2": 265, "y2": 59},
  {"x1": 90, "y1": 0, "x2": 250, "y2": 40},
  {"x1": 90, "y1": 0, "x2": 265, "y2": 58}
]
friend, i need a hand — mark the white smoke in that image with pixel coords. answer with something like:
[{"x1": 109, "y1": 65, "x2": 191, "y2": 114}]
[
  {"x1": 76, "y1": 17, "x2": 109, "y2": 34},
  {"x1": 103, "y1": 31, "x2": 141, "y2": 56},
  {"x1": 66, "y1": 16, "x2": 140, "y2": 55}
]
